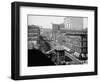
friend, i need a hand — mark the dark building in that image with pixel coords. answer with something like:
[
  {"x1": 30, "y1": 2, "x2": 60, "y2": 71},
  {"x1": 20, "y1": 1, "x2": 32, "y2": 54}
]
[
  {"x1": 52, "y1": 23, "x2": 65, "y2": 42},
  {"x1": 52, "y1": 23, "x2": 65, "y2": 32},
  {"x1": 28, "y1": 25, "x2": 55, "y2": 66},
  {"x1": 28, "y1": 25, "x2": 40, "y2": 49}
]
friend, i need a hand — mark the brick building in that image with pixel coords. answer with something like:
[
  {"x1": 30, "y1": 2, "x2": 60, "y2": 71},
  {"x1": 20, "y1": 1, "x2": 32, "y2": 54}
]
[
  {"x1": 28, "y1": 25, "x2": 40, "y2": 49},
  {"x1": 59, "y1": 30, "x2": 87, "y2": 54}
]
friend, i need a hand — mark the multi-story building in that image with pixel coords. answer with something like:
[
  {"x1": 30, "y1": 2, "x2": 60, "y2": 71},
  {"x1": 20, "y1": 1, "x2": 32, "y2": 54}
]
[
  {"x1": 28, "y1": 25, "x2": 40, "y2": 49},
  {"x1": 64, "y1": 17, "x2": 87, "y2": 30},
  {"x1": 52, "y1": 23, "x2": 65, "y2": 42},
  {"x1": 60, "y1": 30, "x2": 87, "y2": 54},
  {"x1": 52, "y1": 17, "x2": 88, "y2": 55}
]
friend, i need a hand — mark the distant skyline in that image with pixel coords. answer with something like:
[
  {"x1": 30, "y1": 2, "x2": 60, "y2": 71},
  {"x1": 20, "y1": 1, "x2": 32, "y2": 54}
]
[
  {"x1": 28, "y1": 15, "x2": 64, "y2": 29},
  {"x1": 28, "y1": 15, "x2": 88, "y2": 29}
]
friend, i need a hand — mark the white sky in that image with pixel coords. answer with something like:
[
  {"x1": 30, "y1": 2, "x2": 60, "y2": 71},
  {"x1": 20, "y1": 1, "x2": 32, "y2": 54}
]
[
  {"x1": 28, "y1": 15, "x2": 88, "y2": 29},
  {"x1": 28, "y1": 15, "x2": 64, "y2": 29}
]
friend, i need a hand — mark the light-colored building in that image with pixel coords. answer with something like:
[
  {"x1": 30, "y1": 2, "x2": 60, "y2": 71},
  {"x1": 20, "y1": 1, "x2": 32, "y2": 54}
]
[{"x1": 64, "y1": 17, "x2": 88, "y2": 30}]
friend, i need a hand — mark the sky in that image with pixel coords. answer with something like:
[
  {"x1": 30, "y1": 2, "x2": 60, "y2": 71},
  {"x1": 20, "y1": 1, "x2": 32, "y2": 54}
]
[
  {"x1": 28, "y1": 15, "x2": 88, "y2": 29},
  {"x1": 28, "y1": 15, "x2": 65, "y2": 29}
]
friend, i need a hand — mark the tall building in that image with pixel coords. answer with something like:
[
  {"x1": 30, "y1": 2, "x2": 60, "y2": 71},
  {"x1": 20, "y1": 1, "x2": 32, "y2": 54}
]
[
  {"x1": 64, "y1": 17, "x2": 87, "y2": 30},
  {"x1": 63, "y1": 17, "x2": 88, "y2": 55},
  {"x1": 64, "y1": 17, "x2": 71, "y2": 30},
  {"x1": 52, "y1": 23, "x2": 65, "y2": 41}
]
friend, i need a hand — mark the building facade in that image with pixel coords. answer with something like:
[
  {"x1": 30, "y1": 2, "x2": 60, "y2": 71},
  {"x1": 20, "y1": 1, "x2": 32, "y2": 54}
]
[
  {"x1": 64, "y1": 17, "x2": 88, "y2": 30},
  {"x1": 28, "y1": 25, "x2": 40, "y2": 49},
  {"x1": 52, "y1": 17, "x2": 88, "y2": 55}
]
